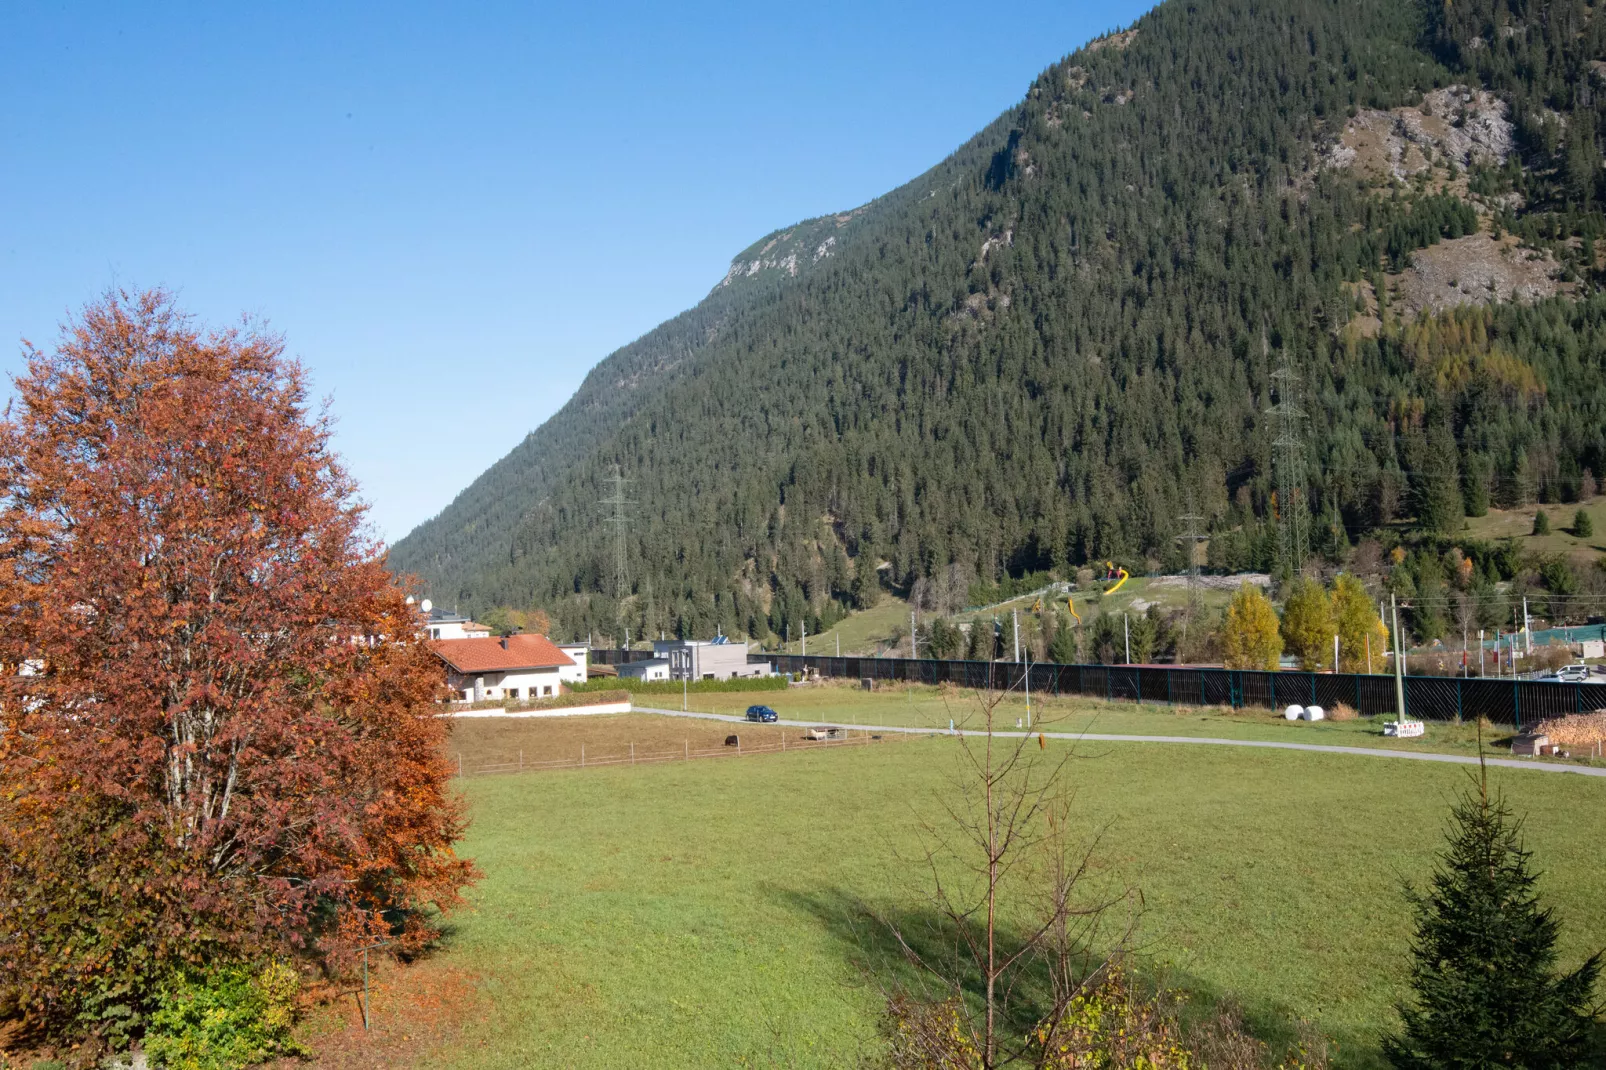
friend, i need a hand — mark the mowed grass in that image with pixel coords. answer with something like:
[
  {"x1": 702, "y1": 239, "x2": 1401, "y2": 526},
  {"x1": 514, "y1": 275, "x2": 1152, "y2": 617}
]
[
  {"x1": 626, "y1": 680, "x2": 1605, "y2": 766},
  {"x1": 432, "y1": 716, "x2": 1606, "y2": 1069}
]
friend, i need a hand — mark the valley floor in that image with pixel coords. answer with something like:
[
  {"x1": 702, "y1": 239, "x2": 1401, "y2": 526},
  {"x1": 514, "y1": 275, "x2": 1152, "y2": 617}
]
[{"x1": 291, "y1": 691, "x2": 1606, "y2": 1069}]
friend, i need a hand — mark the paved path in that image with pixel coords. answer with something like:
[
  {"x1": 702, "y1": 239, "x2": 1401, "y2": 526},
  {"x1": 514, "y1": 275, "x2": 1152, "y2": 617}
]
[{"x1": 630, "y1": 705, "x2": 1606, "y2": 779}]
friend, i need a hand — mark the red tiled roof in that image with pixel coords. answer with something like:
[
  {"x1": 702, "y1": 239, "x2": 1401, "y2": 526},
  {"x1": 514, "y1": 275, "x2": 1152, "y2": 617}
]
[{"x1": 428, "y1": 634, "x2": 577, "y2": 674}]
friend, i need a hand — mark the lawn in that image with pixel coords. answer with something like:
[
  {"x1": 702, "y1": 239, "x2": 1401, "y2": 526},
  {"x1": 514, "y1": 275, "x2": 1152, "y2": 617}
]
[
  {"x1": 393, "y1": 712, "x2": 1606, "y2": 1069},
  {"x1": 625, "y1": 679, "x2": 1606, "y2": 766}
]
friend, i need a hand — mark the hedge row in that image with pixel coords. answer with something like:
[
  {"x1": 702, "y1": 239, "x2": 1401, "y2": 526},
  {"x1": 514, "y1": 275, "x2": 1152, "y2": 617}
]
[{"x1": 572, "y1": 674, "x2": 789, "y2": 695}]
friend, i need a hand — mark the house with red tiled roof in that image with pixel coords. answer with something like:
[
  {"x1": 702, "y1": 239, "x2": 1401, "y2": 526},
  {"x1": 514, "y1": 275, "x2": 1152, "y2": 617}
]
[{"x1": 429, "y1": 633, "x2": 584, "y2": 703}]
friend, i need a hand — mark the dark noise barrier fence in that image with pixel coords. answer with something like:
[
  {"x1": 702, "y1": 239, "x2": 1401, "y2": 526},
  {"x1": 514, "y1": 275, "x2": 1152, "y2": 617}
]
[{"x1": 590, "y1": 649, "x2": 1606, "y2": 730}]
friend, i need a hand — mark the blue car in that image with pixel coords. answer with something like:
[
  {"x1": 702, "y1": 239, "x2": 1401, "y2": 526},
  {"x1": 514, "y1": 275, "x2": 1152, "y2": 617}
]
[{"x1": 745, "y1": 704, "x2": 779, "y2": 723}]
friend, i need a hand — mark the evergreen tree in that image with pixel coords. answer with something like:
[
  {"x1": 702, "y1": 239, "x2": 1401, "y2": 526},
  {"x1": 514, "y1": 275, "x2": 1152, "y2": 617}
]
[
  {"x1": 1533, "y1": 511, "x2": 1552, "y2": 536},
  {"x1": 1048, "y1": 609, "x2": 1080, "y2": 664},
  {"x1": 1574, "y1": 509, "x2": 1594, "y2": 539},
  {"x1": 1385, "y1": 773, "x2": 1602, "y2": 1069}
]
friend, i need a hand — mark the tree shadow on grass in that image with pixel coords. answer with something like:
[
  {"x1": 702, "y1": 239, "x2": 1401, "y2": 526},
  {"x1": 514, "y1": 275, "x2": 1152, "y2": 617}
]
[{"x1": 781, "y1": 885, "x2": 1396, "y2": 1068}]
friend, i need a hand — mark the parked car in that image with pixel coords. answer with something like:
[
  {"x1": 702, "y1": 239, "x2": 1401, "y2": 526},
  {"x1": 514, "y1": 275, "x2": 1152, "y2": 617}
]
[
  {"x1": 745, "y1": 704, "x2": 779, "y2": 723},
  {"x1": 1555, "y1": 664, "x2": 1593, "y2": 683}
]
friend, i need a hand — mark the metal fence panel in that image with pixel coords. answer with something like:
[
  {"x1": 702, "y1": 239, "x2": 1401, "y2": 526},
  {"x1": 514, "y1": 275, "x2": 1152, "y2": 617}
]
[{"x1": 593, "y1": 649, "x2": 1598, "y2": 726}]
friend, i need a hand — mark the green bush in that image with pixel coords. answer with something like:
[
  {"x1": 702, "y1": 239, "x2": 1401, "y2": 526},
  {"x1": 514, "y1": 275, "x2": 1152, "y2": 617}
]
[
  {"x1": 143, "y1": 962, "x2": 305, "y2": 1070},
  {"x1": 1533, "y1": 511, "x2": 1552, "y2": 536},
  {"x1": 1574, "y1": 509, "x2": 1594, "y2": 538},
  {"x1": 573, "y1": 673, "x2": 787, "y2": 695}
]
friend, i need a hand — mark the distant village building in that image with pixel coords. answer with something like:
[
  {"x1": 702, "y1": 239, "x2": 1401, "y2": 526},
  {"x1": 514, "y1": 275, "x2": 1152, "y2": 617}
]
[
  {"x1": 651, "y1": 637, "x2": 770, "y2": 681},
  {"x1": 617, "y1": 658, "x2": 671, "y2": 681},
  {"x1": 429, "y1": 634, "x2": 583, "y2": 702},
  {"x1": 424, "y1": 609, "x2": 490, "y2": 640}
]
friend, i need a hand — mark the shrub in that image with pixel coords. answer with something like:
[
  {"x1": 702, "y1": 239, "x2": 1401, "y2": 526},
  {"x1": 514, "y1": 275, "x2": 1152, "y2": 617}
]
[
  {"x1": 1574, "y1": 509, "x2": 1594, "y2": 538},
  {"x1": 143, "y1": 962, "x2": 306, "y2": 1070},
  {"x1": 573, "y1": 674, "x2": 787, "y2": 695},
  {"x1": 1330, "y1": 702, "x2": 1359, "y2": 722},
  {"x1": 455, "y1": 689, "x2": 629, "y2": 712},
  {"x1": 1533, "y1": 511, "x2": 1552, "y2": 535}
]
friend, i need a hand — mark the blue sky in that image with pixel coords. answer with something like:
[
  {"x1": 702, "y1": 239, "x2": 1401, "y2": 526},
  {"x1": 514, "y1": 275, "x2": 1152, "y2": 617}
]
[{"x1": 0, "y1": 1, "x2": 1154, "y2": 542}]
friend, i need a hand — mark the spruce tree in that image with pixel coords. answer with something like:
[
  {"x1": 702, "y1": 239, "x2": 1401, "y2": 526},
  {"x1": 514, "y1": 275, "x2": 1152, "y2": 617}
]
[{"x1": 1385, "y1": 772, "x2": 1602, "y2": 1069}]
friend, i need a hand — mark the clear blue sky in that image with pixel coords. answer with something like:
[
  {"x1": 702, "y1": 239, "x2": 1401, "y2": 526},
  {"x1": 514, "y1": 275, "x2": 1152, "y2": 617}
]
[{"x1": 1, "y1": 1, "x2": 1154, "y2": 543}]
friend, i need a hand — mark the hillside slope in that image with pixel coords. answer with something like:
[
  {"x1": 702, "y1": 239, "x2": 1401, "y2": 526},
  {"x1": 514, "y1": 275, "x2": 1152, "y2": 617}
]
[{"x1": 390, "y1": 0, "x2": 1606, "y2": 644}]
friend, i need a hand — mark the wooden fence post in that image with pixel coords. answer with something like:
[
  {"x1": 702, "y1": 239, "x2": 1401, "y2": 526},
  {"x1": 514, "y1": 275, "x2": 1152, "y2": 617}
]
[
  {"x1": 684, "y1": 740, "x2": 689, "y2": 761},
  {"x1": 457, "y1": 752, "x2": 463, "y2": 778},
  {"x1": 630, "y1": 742, "x2": 635, "y2": 765},
  {"x1": 519, "y1": 749, "x2": 523, "y2": 771},
  {"x1": 581, "y1": 743, "x2": 585, "y2": 767}
]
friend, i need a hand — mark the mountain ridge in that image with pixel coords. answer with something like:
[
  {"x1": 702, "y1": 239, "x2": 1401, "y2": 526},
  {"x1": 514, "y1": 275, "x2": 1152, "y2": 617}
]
[{"x1": 390, "y1": 0, "x2": 1606, "y2": 648}]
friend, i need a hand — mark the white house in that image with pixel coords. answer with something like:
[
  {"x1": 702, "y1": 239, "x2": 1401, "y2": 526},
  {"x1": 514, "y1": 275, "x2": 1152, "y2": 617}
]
[{"x1": 429, "y1": 634, "x2": 582, "y2": 703}]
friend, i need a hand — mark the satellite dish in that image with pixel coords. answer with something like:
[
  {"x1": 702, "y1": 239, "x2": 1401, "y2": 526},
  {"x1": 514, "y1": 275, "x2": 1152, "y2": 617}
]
[
  {"x1": 421, "y1": 598, "x2": 433, "y2": 614},
  {"x1": 405, "y1": 595, "x2": 416, "y2": 605}
]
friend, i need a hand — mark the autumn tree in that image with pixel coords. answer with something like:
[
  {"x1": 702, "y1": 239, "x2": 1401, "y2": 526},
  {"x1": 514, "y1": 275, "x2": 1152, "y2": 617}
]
[
  {"x1": 1331, "y1": 574, "x2": 1389, "y2": 674},
  {"x1": 1222, "y1": 584, "x2": 1283, "y2": 671},
  {"x1": 1281, "y1": 578, "x2": 1337, "y2": 671},
  {"x1": 0, "y1": 291, "x2": 476, "y2": 1049}
]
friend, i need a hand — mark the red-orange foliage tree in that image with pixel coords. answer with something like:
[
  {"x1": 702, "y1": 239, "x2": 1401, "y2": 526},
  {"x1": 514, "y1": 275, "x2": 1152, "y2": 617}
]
[{"x1": 0, "y1": 291, "x2": 475, "y2": 1041}]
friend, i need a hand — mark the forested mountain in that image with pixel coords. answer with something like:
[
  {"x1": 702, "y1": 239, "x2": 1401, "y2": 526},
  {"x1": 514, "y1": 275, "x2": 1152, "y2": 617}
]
[{"x1": 389, "y1": 0, "x2": 1606, "y2": 645}]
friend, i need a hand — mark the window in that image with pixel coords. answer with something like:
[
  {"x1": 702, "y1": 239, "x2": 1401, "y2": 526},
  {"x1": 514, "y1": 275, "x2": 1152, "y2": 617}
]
[
  {"x1": 507, "y1": 688, "x2": 520, "y2": 700},
  {"x1": 543, "y1": 685, "x2": 552, "y2": 696}
]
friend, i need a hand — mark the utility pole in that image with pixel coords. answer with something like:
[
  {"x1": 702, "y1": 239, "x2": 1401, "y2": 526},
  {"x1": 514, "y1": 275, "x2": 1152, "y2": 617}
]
[
  {"x1": 1123, "y1": 613, "x2": 1131, "y2": 664},
  {"x1": 1392, "y1": 594, "x2": 1407, "y2": 720},
  {"x1": 911, "y1": 610, "x2": 917, "y2": 659},
  {"x1": 599, "y1": 467, "x2": 634, "y2": 639},
  {"x1": 836, "y1": 632, "x2": 840, "y2": 657},
  {"x1": 1479, "y1": 629, "x2": 1485, "y2": 677},
  {"x1": 1522, "y1": 596, "x2": 1532, "y2": 655},
  {"x1": 1012, "y1": 609, "x2": 1020, "y2": 663},
  {"x1": 1266, "y1": 344, "x2": 1310, "y2": 577},
  {"x1": 802, "y1": 620, "x2": 807, "y2": 656},
  {"x1": 1176, "y1": 493, "x2": 1208, "y2": 655}
]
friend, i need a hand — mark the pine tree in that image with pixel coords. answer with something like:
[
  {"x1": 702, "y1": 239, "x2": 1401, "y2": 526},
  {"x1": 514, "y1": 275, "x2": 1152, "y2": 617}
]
[
  {"x1": 1533, "y1": 511, "x2": 1552, "y2": 536},
  {"x1": 1385, "y1": 772, "x2": 1602, "y2": 1068},
  {"x1": 1574, "y1": 509, "x2": 1594, "y2": 539}
]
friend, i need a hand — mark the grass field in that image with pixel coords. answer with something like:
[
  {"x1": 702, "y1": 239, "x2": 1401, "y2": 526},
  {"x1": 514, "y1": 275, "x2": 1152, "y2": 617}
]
[
  {"x1": 775, "y1": 594, "x2": 912, "y2": 656},
  {"x1": 614, "y1": 679, "x2": 1603, "y2": 766},
  {"x1": 406, "y1": 725, "x2": 1605, "y2": 1069},
  {"x1": 1462, "y1": 496, "x2": 1606, "y2": 564}
]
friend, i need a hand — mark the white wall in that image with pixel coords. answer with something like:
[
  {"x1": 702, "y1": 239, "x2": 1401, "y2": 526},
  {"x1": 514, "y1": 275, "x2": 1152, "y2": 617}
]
[
  {"x1": 557, "y1": 644, "x2": 588, "y2": 685},
  {"x1": 451, "y1": 666, "x2": 565, "y2": 702}
]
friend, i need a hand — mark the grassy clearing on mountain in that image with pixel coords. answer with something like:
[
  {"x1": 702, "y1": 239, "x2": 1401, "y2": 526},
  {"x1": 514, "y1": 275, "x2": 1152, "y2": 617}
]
[
  {"x1": 403, "y1": 733, "x2": 1605, "y2": 1069},
  {"x1": 1461, "y1": 496, "x2": 1606, "y2": 564}
]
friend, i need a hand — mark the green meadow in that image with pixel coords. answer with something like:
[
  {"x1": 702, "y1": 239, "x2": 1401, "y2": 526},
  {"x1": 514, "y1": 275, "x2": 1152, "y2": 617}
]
[{"x1": 427, "y1": 714, "x2": 1606, "y2": 1068}]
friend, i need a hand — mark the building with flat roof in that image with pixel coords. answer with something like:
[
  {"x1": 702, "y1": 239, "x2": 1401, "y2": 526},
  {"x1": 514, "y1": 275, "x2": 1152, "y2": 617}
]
[{"x1": 651, "y1": 637, "x2": 770, "y2": 681}]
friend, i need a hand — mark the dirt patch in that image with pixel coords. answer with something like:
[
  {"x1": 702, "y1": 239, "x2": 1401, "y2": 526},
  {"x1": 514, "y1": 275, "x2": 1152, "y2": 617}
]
[
  {"x1": 446, "y1": 713, "x2": 844, "y2": 774},
  {"x1": 1393, "y1": 232, "x2": 1568, "y2": 316},
  {"x1": 1326, "y1": 86, "x2": 1512, "y2": 183},
  {"x1": 1086, "y1": 28, "x2": 1138, "y2": 51},
  {"x1": 270, "y1": 960, "x2": 486, "y2": 1070}
]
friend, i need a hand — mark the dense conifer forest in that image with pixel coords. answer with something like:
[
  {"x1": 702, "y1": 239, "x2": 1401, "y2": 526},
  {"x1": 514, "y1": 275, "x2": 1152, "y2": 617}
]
[{"x1": 389, "y1": 0, "x2": 1606, "y2": 645}]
